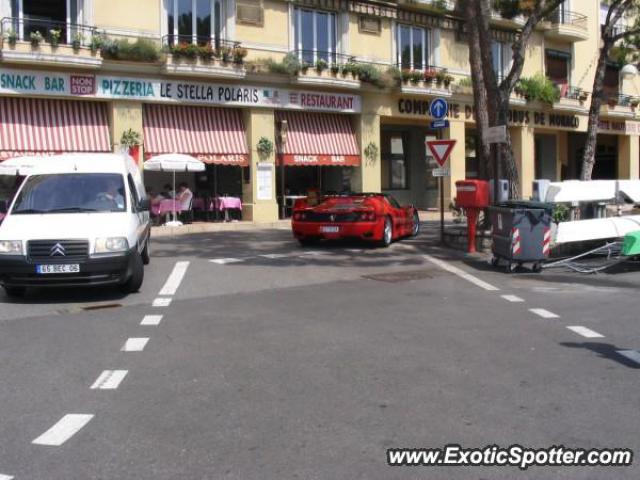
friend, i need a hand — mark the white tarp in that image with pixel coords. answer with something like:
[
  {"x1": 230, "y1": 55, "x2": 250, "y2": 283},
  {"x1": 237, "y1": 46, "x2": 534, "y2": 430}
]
[
  {"x1": 555, "y1": 215, "x2": 640, "y2": 244},
  {"x1": 545, "y1": 180, "x2": 640, "y2": 203}
]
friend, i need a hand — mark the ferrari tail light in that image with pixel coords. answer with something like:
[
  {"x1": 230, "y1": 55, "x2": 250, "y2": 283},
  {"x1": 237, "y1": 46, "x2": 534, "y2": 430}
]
[
  {"x1": 359, "y1": 212, "x2": 376, "y2": 221},
  {"x1": 293, "y1": 212, "x2": 306, "y2": 221}
]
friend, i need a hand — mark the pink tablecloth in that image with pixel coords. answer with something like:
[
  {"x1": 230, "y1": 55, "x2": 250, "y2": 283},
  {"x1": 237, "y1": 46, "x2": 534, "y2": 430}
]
[
  {"x1": 154, "y1": 199, "x2": 182, "y2": 217},
  {"x1": 212, "y1": 197, "x2": 242, "y2": 211}
]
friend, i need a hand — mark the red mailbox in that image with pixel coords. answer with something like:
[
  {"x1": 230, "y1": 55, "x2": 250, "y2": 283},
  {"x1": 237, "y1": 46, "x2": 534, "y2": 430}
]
[
  {"x1": 455, "y1": 180, "x2": 490, "y2": 254},
  {"x1": 455, "y1": 180, "x2": 490, "y2": 209}
]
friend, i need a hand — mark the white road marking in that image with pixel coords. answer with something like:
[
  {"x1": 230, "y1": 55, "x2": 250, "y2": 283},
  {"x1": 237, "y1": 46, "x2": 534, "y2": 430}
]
[
  {"x1": 158, "y1": 261, "x2": 190, "y2": 296},
  {"x1": 259, "y1": 253, "x2": 289, "y2": 259},
  {"x1": 209, "y1": 258, "x2": 244, "y2": 264},
  {"x1": 32, "y1": 414, "x2": 94, "y2": 446},
  {"x1": 423, "y1": 254, "x2": 500, "y2": 291},
  {"x1": 529, "y1": 308, "x2": 560, "y2": 319},
  {"x1": 152, "y1": 297, "x2": 172, "y2": 307},
  {"x1": 300, "y1": 251, "x2": 326, "y2": 256},
  {"x1": 345, "y1": 249, "x2": 363, "y2": 253},
  {"x1": 141, "y1": 314, "x2": 163, "y2": 326},
  {"x1": 121, "y1": 338, "x2": 149, "y2": 352},
  {"x1": 617, "y1": 350, "x2": 640, "y2": 366},
  {"x1": 90, "y1": 370, "x2": 128, "y2": 390},
  {"x1": 566, "y1": 326, "x2": 605, "y2": 339},
  {"x1": 501, "y1": 294, "x2": 524, "y2": 303},
  {"x1": 0, "y1": 474, "x2": 14, "y2": 480}
]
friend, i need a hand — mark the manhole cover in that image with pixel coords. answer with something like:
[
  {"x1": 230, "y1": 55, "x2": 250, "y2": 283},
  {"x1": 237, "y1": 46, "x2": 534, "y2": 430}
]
[
  {"x1": 363, "y1": 270, "x2": 433, "y2": 283},
  {"x1": 82, "y1": 303, "x2": 122, "y2": 311}
]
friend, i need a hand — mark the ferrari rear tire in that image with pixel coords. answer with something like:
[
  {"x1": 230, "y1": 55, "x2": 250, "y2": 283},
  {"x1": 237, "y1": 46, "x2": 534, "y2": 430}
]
[
  {"x1": 378, "y1": 217, "x2": 393, "y2": 248},
  {"x1": 411, "y1": 211, "x2": 420, "y2": 237}
]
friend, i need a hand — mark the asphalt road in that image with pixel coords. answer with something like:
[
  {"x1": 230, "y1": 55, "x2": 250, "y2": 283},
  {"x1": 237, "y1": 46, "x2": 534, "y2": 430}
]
[{"x1": 0, "y1": 223, "x2": 639, "y2": 479}]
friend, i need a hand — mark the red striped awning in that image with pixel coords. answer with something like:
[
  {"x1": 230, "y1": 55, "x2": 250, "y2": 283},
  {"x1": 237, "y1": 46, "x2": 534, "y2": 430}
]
[
  {"x1": 0, "y1": 97, "x2": 111, "y2": 160},
  {"x1": 143, "y1": 104, "x2": 248, "y2": 166},
  {"x1": 276, "y1": 111, "x2": 360, "y2": 167}
]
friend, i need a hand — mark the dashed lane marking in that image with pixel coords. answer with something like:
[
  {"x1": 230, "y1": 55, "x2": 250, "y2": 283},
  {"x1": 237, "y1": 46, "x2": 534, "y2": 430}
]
[
  {"x1": 152, "y1": 297, "x2": 172, "y2": 307},
  {"x1": 259, "y1": 253, "x2": 290, "y2": 259},
  {"x1": 90, "y1": 370, "x2": 128, "y2": 390},
  {"x1": 141, "y1": 314, "x2": 163, "y2": 326},
  {"x1": 209, "y1": 258, "x2": 244, "y2": 265},
  {"x1": 158, "y1": 261, "x2": 190, "y2": 296},
  {"x1": 501, "y1": 295, "x2": 524, "y2": 303},
  {"x1": 616, "y1": 350, "x2": 640, "y2": 366},
  {"x1": 423, "y1": 255, "x2": 500, "y2": 291},
  {"x1": 121, "y1": 338, "x2": 149, "y2": 352},
  {"x1": 566, "y1": 326, "x2": 605, "y2": 339},
  {"x1": 0, "y1": 474, "x2": 14, "y2": 480},
  {"x1": 32, "y1": 414, "x2": 94, "y2": 446},
  {"x1": 529, "y1": 308, "x2": 560, "y2": 319}
]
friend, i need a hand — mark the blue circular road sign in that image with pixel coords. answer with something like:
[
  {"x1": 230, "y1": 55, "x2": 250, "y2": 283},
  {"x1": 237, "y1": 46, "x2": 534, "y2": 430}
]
[{"x1": 429, "y1": 98, "x2": 448, "y2": 120}]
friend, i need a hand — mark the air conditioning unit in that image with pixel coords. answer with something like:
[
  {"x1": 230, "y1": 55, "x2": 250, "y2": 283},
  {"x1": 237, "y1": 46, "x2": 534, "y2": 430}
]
[
  {"x1": 532, "y1": 179, "x2": 551, "y2": 202},
  {"x1": 489, "y1": 179, "x2": 509, "y2": 203}
]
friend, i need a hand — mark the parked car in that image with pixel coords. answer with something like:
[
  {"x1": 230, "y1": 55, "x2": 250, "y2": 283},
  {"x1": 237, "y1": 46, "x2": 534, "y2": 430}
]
[
  {"x1": 0, "y1": 153, "x2": 150, "y2": 298},
  {"x1": 291, "y1": 193, "x2": 420, "y2": 247}
]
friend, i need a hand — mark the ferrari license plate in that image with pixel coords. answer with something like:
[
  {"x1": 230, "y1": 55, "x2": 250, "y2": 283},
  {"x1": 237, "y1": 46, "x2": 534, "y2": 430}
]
[
  {"x1": 36, "y1": 264, "x2": 80, "y2": 274},
  {"x1": 320, "y1": 226, "x2": 340, "y2": 233}
]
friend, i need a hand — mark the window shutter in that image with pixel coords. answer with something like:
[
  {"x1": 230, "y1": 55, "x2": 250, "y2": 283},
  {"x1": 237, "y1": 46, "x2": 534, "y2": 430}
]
[{"x1": 237, "y1": 0, "x2": 264, "y2": 26}]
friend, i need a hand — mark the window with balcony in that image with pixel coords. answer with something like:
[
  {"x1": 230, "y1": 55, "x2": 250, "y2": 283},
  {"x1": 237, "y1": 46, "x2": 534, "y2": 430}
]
[
  {"x1": 7, "y1": 0, "x2": 85, "y2": 44},
  {"x1": 397, "y1": 25, "x2": 428, "y2": 71},
  {"x1": 603, "y1": 64, "x2": 620, "y2": 98},
  {"x1": 293, "y1": 7, "x2": 337, "y2": 65},
  {"x1": 167, "y1": 0, "x2": 223, "y2": 46},
  {"x1": 545, "y1": 49, "x2": 571, "y2": 95}
]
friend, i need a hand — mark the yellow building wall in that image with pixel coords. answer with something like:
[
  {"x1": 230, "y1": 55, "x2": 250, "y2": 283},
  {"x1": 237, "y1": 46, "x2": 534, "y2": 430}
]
[
  {"x1": 237, "y1": 0, "x2": 289, "y2": 62},
  {"x1": 110, "y1": 100, "x2": 143, "y2": 157},
  {"x1": 93, "y1": 0, "x2": 160, "y2": 33},
  {"x1": 521, "y1": 31, "x2": 545, "y2": 78},
  {"x1": 348, "y1": 16, "x2": 392, "y2": 62},
  {"x1": 571, "y1": 0, "x2": 602, "y2": 92},
  {"x1": 439, "y1": 30, "x2": 470, "y2": 73}
]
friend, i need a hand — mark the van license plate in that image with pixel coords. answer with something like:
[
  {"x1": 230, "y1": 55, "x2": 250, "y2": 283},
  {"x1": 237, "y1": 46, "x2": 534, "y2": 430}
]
[
  {"x1": 320, "y1": 226, "x2": 340, "y2": 233},
  {"x1": 36, "y1": 264, "x2": 80, "y2": 274}
]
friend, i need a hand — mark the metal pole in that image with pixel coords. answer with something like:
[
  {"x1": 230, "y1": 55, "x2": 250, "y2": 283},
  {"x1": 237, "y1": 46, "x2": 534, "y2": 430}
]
[
  {"x1": 280, "y1": 161, "x2": 286, "y2": 219},
  {"x1": 440, "y1": 176, "x2": 444, "y2": 244}
]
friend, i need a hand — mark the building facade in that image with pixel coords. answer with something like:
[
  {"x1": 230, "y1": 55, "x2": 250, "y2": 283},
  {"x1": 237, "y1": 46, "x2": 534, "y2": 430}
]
[{"x1": 0, "y1": 0, "x2": 638, "y2": 221}]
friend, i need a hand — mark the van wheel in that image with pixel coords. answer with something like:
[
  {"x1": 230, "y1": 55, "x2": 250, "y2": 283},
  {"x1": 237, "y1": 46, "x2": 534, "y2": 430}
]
[
  {"x1": 121, "y1": 252, "x2": 144, "y2": 294},
  {"x1": 3, "y1": 286, "x2": 26, "y2": 298},
  {"x1": 141, "y1": 239, "x2": 151, "y2": 265}
]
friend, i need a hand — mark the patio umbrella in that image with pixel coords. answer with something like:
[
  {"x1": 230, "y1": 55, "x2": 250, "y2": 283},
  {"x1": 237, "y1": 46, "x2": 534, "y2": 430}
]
[{"x1": 144, "y1": 153, "x2": 205, "y2": 227}]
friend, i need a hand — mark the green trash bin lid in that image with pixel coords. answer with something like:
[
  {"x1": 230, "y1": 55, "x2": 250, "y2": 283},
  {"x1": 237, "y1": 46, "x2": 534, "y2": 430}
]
[{"x1": 622, "y1": 231, "x2": 640, "y2": 256}]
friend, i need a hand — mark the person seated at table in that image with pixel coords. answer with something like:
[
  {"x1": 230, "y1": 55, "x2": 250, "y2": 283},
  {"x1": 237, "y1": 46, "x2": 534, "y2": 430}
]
[
  {"x1": 176, "y1": 182, "x2": 194, "y2": 223},
  {"x1": 147, "y1": 187, "x2": 164, "y2": 207},
  {"x1": 162, "y1": 184, "x2": 175, "y2": 199}
]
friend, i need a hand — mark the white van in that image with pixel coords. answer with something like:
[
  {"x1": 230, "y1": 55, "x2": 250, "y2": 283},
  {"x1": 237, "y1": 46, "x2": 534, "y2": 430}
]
[{"x1": 0, "y1": 153, "x2": 150, "y2": 298}]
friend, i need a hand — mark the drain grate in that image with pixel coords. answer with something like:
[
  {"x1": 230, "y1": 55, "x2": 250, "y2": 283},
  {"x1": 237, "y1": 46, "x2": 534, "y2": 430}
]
[
  {"x1": 82, "y1": 303, "x2": 122, "y2": 311},
  {"x1": 363, "y1": 269, "x2": 433, "y2": 283}
]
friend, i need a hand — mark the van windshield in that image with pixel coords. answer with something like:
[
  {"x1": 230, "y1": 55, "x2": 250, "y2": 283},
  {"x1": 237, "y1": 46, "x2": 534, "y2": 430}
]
[{"x1": 11, "y1": 173, "x2": 127, "y2": 214}]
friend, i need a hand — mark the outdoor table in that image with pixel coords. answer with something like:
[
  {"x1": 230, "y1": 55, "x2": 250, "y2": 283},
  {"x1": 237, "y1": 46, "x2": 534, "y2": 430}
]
[
  {"x1": 211, "y1": 196, "x2": 242, "y2": 221},
  {"x1": 158, "y1": 199, "x2": 182, "y2": 224}
]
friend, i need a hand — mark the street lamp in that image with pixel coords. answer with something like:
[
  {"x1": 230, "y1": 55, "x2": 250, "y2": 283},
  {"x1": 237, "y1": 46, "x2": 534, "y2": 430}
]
[
  {"x1": 279, "y1": 119, "x2": 288, "y2": 219},
  {"x1": 621, "y1": 63, "x2": 638, "y2": 79}
]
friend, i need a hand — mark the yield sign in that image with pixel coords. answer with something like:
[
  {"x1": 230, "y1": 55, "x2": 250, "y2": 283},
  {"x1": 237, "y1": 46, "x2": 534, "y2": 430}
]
[{"x1": 426, "y1": 139, "x2": 457, "y2": 167}]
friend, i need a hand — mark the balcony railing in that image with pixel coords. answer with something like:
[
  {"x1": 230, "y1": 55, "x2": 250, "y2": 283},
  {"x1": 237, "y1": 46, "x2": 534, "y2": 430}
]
[
  {"x1": 604, "y1": 92, "x2": 636, "y2": 107},
  {"x1": 290, "y1": 49, "x2": 356, "y2": 67},
  {"x1": 547, "y1": 9, "x2": 588, "y2": 29},
  {"x1": 161, "y1": 34, "x2": 239, "y2": 50},
  {"x1": 0, "y1": 16, "x2": 97, "y2": 47}
]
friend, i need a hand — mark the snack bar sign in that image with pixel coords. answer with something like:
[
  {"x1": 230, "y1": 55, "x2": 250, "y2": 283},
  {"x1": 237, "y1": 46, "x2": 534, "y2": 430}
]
[{"x1": 0, "y1": 68, "x2": 361, "y2": 113}]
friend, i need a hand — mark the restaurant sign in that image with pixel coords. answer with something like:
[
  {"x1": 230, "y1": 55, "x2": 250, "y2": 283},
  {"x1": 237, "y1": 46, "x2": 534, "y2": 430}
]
[
  {"x1": 280, "y1": 154, "x2": 361, "y2": 166},
  {"x1": 0, "y1": 68, "x2": 361, "y2": 113}
]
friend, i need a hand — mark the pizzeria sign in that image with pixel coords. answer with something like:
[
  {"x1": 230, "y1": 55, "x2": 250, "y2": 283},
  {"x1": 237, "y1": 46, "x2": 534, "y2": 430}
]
[{"x1": 0, "y1": 67, "x2": 361, "y2": 113}]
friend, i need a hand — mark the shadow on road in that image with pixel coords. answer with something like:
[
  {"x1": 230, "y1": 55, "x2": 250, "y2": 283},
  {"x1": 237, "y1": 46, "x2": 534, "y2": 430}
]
[{"x1": 560, "y1": 342, "x2": 640, "y2": 369}]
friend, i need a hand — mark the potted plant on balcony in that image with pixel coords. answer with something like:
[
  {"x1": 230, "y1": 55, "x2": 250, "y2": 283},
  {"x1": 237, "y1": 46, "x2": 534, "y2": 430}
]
[
  {"x1": 424, "y1": 69, "x2": 437, "y2": 85},
  {"x1": 630, "y1": 97, "x2": 640, "y2": 109},
  {"x1": 6, "y1": 29, "x2": 18, "y2": 47},
  {"x1": 120, "y1": 129, "x2": 142, "y2": 165},
  {"x1": 315, "y1": 58, "x2": 328, "y2": 75},
  {"x1": 410, "y1": 70, "x2": 423, "y2": 85},
  {"x1": 198, "y1": 43, "x2": 215, "y2": 62},
  {"x1": 232, "y1": 46, "x2": 248, "y2": 65},
  {"x1": 330, "y1": 63, "x2": 340, "y2": 76},
  {"x1": 71, "y1": 33, "x2": 83, "y2": 51},
  {"x1": 89, "y1": 34, "x2": 104, "y2": 53},
  {"x1": 30, "y1": 31, "x2": 44, "y2": 48},
  {"x1": 578, "y1": 89, "x2": 589, "y2": 103},
  {"x1": 607, "y1": 95, "x2": 619, "y2": 108},
  {"x1": 435, "y1": 69, "x2": 447, "y2": 88},
  {"x1": 219, "y1": 46, "x2": 232, "y2": 64},
  {"x1": 49, "y1": 29, "x2": 61, "y2": 48},
  {"x1": 400, "y1": 69, "x2": 412, "y2": 85}
]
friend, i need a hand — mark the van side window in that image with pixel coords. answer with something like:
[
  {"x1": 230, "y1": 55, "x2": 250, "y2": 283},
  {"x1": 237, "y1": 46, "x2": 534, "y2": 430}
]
[{"x1": 127, "y1": 175, "x2": 139, "y2": 211}]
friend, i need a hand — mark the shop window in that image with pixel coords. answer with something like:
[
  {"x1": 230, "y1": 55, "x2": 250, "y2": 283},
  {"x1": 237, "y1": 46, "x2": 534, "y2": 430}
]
[
  {"x1": 237, "y1": 0, "x2": 263, "y2": 26},
  {"x1": 12, "y1": 0, "x2": 84, "y2": 43},
  {"x1": 491, "y1": 41, "x2": 511, "y2": 83},
  {"x1": 382, "y1": 134, "x2": 409, "y2": 190},
  {"x1": 294, "y1": 7, "x2": 337, "y2": 65},
  {"x1": 167, "y1": 0, "x2": 223, "y2": 46},
  {"x1": 397, "y1": 24, "x2": 428, "y2": 71}
]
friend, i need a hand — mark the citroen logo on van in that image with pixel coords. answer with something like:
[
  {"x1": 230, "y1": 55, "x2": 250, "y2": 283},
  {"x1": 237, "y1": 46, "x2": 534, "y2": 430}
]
[{"x1": 50, "y1": 243, "x2": 66, "y2": 257}]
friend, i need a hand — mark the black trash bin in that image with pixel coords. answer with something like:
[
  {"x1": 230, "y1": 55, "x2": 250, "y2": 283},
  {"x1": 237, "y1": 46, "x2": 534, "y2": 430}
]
[{"x1": 489, "y1": 202, "x2": 552, "y2": 272}]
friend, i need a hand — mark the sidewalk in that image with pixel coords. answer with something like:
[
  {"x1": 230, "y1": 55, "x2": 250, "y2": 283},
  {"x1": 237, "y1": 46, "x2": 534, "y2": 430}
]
[{"x1": 150, "y1": 210, "x2": 453, "y2": 238}]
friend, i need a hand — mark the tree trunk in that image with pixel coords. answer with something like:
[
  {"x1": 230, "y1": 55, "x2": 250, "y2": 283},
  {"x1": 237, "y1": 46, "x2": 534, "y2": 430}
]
[
  {"x1": 465, "y1": 0, "x2": 492, "y2": 178},
  {"x1": 580, "y1": 41, "x2": 611, "y2": 180}
]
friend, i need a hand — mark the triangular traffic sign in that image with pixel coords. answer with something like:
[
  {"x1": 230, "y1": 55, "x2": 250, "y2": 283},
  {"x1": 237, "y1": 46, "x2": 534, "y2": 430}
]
[{"x1": 426, "y1": 139, "x2": 457, "y2": 167}]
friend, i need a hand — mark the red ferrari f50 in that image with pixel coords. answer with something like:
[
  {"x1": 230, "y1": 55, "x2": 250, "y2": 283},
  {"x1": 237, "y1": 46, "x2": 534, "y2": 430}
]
[{"x1": 291, "y1": 193, "x2": 420, "y2": 247}]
